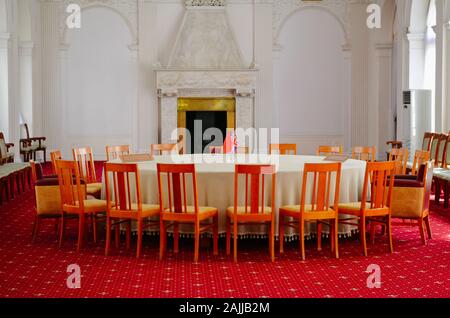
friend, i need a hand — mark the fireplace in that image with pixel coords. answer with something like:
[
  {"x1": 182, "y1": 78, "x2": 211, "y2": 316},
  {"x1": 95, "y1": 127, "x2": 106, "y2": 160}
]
[{"x1": 178, "y1": 97, "x2": 235, "y2": 153}]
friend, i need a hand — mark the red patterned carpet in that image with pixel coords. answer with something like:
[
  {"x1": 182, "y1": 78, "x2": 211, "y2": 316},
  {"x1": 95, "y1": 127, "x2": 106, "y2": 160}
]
[{"x1": 0, "y1": 162, "x2": 449, "y2": 298}]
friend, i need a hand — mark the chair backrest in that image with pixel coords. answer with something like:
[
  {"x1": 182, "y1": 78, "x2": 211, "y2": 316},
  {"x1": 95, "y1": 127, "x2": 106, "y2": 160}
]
[
  {"x1": 232, "y1": 164, "x2": 276, "y2": 215},
  {"x1": 269, "y1": 144, "x2": 297, "y2": 155},
  {"x1": 429, "y1": 133, "x2": 440, "y2": 161},
  {"x1": 55, "y1": 159, "x2": 85, "y2": 212},
  {"x1": 105, "y1": 145, "x2": 130, "y2": 161},
  {"x1": 300, "y1": 163, "x2": 342, "y2": 212},
  {"x1": 411, "y1": 150, "x2": 430, "y2": 175},
  {"x1": 151, "y1": 144, "x2": 178, "y2": 157},
  {"x1": 20, "y1": 123, "x2": 31, "y2": 140},
  {"x1": 351, "y1": 146, "x2": 376, "y2": 162},
  {"x1": 316, "y1": 145, "x2": 343, "y2": 156},
  {"x1": 104, "y1": 162, "x2": 142, "y2": 216},
  {"x1": 388, "y1": 148, "x2": 408, "y2": 174},
  {"x1": 422, "y1": 132, "x2": 434, "y2": 151},
  {"x1": 72, "y1": 147, "x2": 97, "y2": 184},
  {"x1": 50, "y1": 150, "x2": 62, "y2": 175},
  {"x1": 441, "y1": 134, "x2": 450, "y2": 169},
  {"x1": 422, "y1": 162, "x2": 433, "y2": 213},
  {"x1": 157, "y1": 163, "x2": 199, "y2": 214},
  {"x1": 435, "y1": 133, "x2": 448, "y2": 167},
  {"x1": 361, "y1": 161, "x2": 395, "y2": 210},
  {"x1": 30, "y1": 160, "x2": 38, "y2": 183}
]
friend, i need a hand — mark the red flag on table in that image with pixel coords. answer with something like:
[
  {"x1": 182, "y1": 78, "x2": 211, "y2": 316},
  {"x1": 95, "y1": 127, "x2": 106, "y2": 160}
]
[{"x1": 223, "y1": 130, "x2": 234, "y2": 154}]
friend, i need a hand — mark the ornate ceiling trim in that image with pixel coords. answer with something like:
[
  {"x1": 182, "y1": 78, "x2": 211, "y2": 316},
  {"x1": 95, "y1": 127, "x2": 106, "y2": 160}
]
[
  {"x1": 59, "y1": 0, "x2": 138, "y2": 48},
  {"x1": 272, "y1": 0, "x2": 352, "y2": 47}
]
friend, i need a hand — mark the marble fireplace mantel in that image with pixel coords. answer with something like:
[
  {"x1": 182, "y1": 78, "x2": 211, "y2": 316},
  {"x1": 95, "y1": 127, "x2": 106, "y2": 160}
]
[{"x1": 156, "y1": 69, "x2": 257, "y2": 144}]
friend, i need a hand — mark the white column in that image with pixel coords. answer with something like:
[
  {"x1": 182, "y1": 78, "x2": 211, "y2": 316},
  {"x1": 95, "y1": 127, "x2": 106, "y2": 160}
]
[
  {"x1": 253, "y1": 0, "x2": 273, "y2": 129},
  {"x1": 407, "y1": 32, "x2": 426, "y2": 89},
  {"x1": 0, "y1": 32, "x2": 9, "y2": 139},
  {"x1": 435, "y1": 0, "x2": 445, "y2": 132},
  {"x1": 271, "y1": 44, "x2": 282, "y2": 131},
  {"x1": 18, "y1": 41, "x2": 33, "y2": 131},
  {"x1": 445, "y1": 21, "x2": 450, "y2": 130},
  {"x1": 342, "y1": 44, "x2": 352, "y2": 152},
  {"x1": 374, "y1": 43, "x2": 393, "y2": 158},
  {"x1": 138, "y1": 0, "x2": 159, "y2": 152},
  {"x1": 40, "y1": 1, "x2": 62, "y2": 156},
  {"x1": 159, "y1": 90, "x2": 178, "y2": 144}
]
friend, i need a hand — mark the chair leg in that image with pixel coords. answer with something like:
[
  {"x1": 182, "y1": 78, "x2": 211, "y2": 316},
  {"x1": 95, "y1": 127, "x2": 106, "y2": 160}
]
[
  {"x1": 424, "y1": 215, "x2": 432, "y2": 239},
  {"x1": 233, "y1": 220, "x2": 238, "y2": 262},
  {"x1": 279, "y1": 214, "x2": 284, "y2": 254},
  {"x1": 300, "y1": 217, "x2": 305, "y2": 261},
  {"x1": 334, "y1": 218, "x2": 339, "y2": 259},
  {"x1": 105, "y1": 217, "x2": 111, "y2": 256},
  {"x1": 32, "y1": 215, "x2": 39, "y2": 242},
  {"x1": 125, "y1": 220, "x2": 131, "y2": 250},
  {"x1": 77, "y1": 215, "x2": 85, "y2": 251},
  {"x1": 59, "y1": 214, "x2": 65, "y2": 248},
  {"x1": 418, "y1": 218, "x2": 426, "y2": 245},
  {"x1": 159, "y1": 219, "x2": 166, "y2": 260},
  {"x1": 174, "y1": 222, "x2": 179, "y2": 254},
  {"x1": 92, "y1": 214, "x2": 97, "y2": 244},
  {"x1": 43, "y1": 149, "x2": 47, "y2": 163},
  {"x1": 435, "y1": 179, "x2": 441, "y2": 205},
  {"x1": 194, "y1": 221, "x2": 200, "y2": 263},
  {"x1": 361, "y1": 216, "x2": 367, "y2": 257},
  {"x1": 136, "y1": 219, "x2": 143, "y2": 258},
  {"x1": 444, "y1": 181, "x2": 449, "y2": 209},
  {"x1": 270, "y1": 219, "x2": 275, "y2": 262},
  {"x1": 330, "y1": 221, "x2": 334, "y2": 252},
  {"x1": 317, "y1": 221, "x2": 322, "y2": 251},
  {"x1": 213, "y1": 215, "x2": 218, "y2": 256},
  {"x1": 387, "y1": 215, "x2": 394, "y2": 253},
  {"x1": 226, "y1": 217, "x2": 231, "y2": 255},
  {"x1": 115, "y1": 222, "x2": 120, "y2": 249}
]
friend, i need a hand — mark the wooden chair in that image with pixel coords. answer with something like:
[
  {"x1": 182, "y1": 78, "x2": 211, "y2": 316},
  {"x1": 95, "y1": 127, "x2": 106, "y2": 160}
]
[
  {"x1": 55, "y1": 160, "x2": 107, "y2": 250},
  {"x1": 104, "y1": 163, "x2": 160, "y2": 258},
  {"x1": 30, "y1": 160, "x2": 61, "y2": 242},
  {"x1": 434, "y1": 134, "x2": 450, "y2": 206},
  {"x1": 316, "y1": 145, "x2": 343, "y2": 156},
  {"x1": 351, "y1": 146, "x2": 376, "y2": 162},
  {"x1": 105, "y1": 145, "x2": 130, "y2": 161},
  {"x1": 157, "y1": 163, "x2": 218, "y2": 262},
  {"x1": 433, "y1": 133, "x2": 448, "y2": 167},
  {"x1": 388, "y1": 148, "x2": 409, "y2": 175},
  {"x1": 72, "y1": 147, "x2": 102, "y2": 198},
  {"x1": 0, "y1": 132, "x2": 14, "y2": 163},
  {"x1": 226, "y1": 164, "x2": 277, "y2": 262},
  {"x1": 269, "y1": 144, "x2": 297, "y2": 155},
  {"x1": 337, "y1": 161, "x2": 395, "y2": 256},
  {"x1": 279, "y1": 163, "x2": 342, "y2": 260},
  {"x1": 411, "y1": 150, "x2": 430, "y2": 176},
  {"x1": 385, "y1": 140, "x2": 403, "y2": 160},
  {"x1": 422, "y1": 132, "x2": 434, "y2": 151},
  {"x1": 390, "y1": 162, "x2": 433, "y2": 245},
  {"x1": 50, "y1": 150, "x2": 62, "y2": 175},
  {"x1": 150, "y1": 143, "x2": 178, "y2": 158},
  {"x1": 428, "y1": 133, "x2": 441, "y2": 163},
  {"x1": 20, "y1": 123, "x2": 47, "y2": 162}
]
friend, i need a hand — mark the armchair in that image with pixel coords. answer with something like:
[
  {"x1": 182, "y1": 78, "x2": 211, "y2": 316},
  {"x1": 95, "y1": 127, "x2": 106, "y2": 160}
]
[
  {"x1": 0, "y1": 132, "x2": 15, "y2": 164},
  {"x1": 20, "y1": 123, "x2": 47, "y2": 162},
  {"x1": 389, "y1": 162, "x2": 433, "y2": 245}
]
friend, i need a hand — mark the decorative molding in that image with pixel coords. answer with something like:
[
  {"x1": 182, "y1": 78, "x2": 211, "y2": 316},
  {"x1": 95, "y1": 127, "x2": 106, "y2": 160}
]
[
  {"x1": 156, "y1": 71, "x2": 257, "y2": 90},
  {"x1": 59, "y1": 0, "x2": 138, "y2": 47},
  {"x1": 185, "y1": 0, "x2": 226, "y2": 6},
  {"x1": 272, "y1": 0, "x2": 351, "y2": 46}
]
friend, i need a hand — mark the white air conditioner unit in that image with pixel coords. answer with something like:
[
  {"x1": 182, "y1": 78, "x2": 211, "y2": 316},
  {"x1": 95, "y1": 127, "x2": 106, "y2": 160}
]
[{"x1": 398, "y1": 89, "x2": 432, "y2": 160}]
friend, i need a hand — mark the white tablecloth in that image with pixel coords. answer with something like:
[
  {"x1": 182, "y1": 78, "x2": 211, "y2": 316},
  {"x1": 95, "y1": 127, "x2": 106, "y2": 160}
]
[{"x1": 102, "y1": 154, "x2": 366, "y2": 239}]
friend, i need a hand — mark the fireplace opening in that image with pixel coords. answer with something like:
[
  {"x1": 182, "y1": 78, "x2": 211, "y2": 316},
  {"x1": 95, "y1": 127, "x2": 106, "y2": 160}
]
[{"x1": 186, "y1": 111, "x2": 227, "y2": 153}]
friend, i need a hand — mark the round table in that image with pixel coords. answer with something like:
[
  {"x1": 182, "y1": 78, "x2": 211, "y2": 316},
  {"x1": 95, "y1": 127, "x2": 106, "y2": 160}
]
[{"x1": 102, "y1": 154, "x2": 366, "y2": 239}]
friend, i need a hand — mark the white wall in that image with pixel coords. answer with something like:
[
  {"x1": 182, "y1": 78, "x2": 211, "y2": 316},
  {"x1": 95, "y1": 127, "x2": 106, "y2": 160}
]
[
  {"x1": 275, "y1": 8, "x2": 345, "y2": 154},
  {"x1": 63, "y1": 7, "x2": 137, "y2": 159}
]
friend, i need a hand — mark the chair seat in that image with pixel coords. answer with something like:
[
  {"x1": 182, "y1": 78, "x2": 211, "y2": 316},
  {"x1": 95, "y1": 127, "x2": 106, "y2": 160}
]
[
  {"x1": 226, "y1": 206, "x2": 272, "y2": 219},
  {"x1": 434, "y1": 169, "x2": 450, "y2": 180},
  {"x1": 162, "y1": 206, "x2": 217, "y2": 220},
  {"x1": 337, "y1": 202, "x2": 372, "y2": 212},
  {"x1": 279, "y1": 204, "x2": 337, "y2": 219},
  {"x1": 87, "y1": 182, "x2": 102, "y2": 195},
  {"x1": 110, "y1": 203, "x2": 160, "y2": 218},
  {"x1": 64, "y1": 199, "x2": 108, "y2": 213}
]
